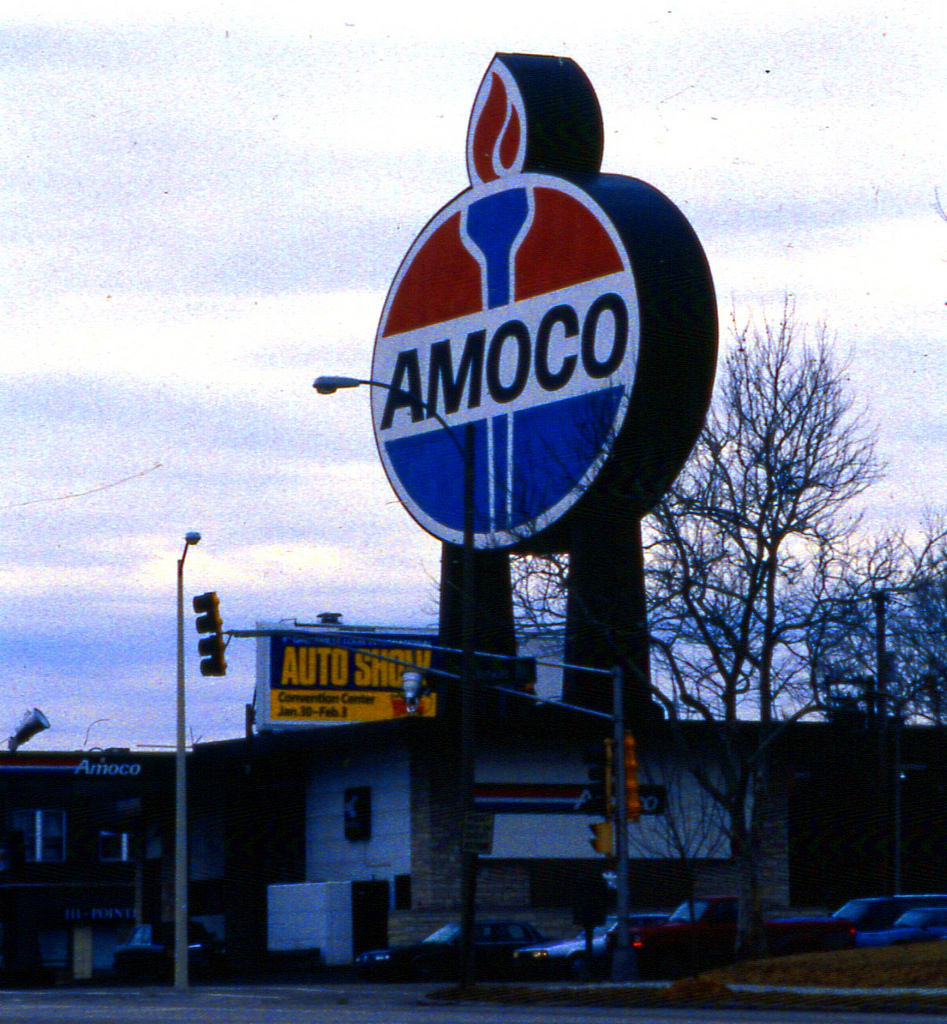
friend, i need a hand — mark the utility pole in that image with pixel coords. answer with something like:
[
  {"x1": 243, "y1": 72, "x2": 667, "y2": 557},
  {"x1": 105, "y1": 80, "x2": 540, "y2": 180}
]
[
  {"x1": 872, "y1": 589, "x2": 889, "y2": 725},
  {"x1": 871, "y1": 588, "x2": 897, "y2": 895}
]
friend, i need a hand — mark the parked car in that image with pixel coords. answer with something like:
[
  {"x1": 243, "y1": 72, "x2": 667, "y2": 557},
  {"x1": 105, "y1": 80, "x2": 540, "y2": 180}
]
[
  {"x1": 513, "y1": 913, "x2": 668, "y2": 979},
  {"x1": 625, "y1": 896, "x2": 855, "y2": 979},
  {"x1": 832, "y1": 895, "x2": 947, "y2": 947},
  {"x1": 355, "y1": 920, "x2": 544, "y2": 981},
  {"x1": 112, "y1": 921, "x2": 226, "y2": 982},
  {"x1": 882, "y1": 908, "x2": 947, "y2": 944}
]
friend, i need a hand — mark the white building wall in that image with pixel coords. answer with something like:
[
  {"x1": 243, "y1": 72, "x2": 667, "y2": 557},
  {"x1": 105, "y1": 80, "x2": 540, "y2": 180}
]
[
  {"x1": 304, "y1": 744, "x2": 412, "y2": 883},
  {"x1": 476, "y1": 742, "x2": 729, "y2": 861}
]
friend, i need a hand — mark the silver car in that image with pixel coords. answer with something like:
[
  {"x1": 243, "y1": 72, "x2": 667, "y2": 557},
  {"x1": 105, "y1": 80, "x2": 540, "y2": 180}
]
[{"x1": 513, "y1": 913, "x2": 668, "y2": 979}]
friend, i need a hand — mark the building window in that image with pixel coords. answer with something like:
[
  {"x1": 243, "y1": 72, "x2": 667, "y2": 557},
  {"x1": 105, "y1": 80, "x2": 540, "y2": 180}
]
[
  {"x1": 99, "y1": 830, "x2": 135, "y2": 862},
  {"x1": 11, "y1": 809, "x2": 66, "y2": 863},
  {"x1": 394, "y1": 873, "x2": 412, "y2": 910}
]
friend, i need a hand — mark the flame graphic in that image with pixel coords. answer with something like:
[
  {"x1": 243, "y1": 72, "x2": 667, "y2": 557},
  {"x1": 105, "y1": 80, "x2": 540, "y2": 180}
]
[{"x1": 471, "y1": 72, "x2": 522, "y2": 184}]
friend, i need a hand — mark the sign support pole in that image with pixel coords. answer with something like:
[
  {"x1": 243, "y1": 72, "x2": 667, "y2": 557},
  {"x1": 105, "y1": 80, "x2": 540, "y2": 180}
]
[{"x1": 459, "y1": 422, "x2": 478, "y2": 989}]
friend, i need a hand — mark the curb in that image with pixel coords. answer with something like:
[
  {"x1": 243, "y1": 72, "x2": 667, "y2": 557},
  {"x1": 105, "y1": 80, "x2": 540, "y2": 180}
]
[{"x1": 419, "y1": 980, "x2": 947, "y2": 1012}]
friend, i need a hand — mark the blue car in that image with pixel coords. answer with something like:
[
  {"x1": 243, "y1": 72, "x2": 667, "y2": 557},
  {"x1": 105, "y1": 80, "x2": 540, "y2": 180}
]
[
  {"x1": 833, "y1": 895, "x2": 947, "y2": 947},
  {"x1": 882, "y1": 908, "x2": 947, "y2": 944}
]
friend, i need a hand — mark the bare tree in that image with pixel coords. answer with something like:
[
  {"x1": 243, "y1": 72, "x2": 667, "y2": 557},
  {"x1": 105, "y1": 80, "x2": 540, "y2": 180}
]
[
  {"x1": 630, "y1": 748, "x2": 730, "y2": 975},
  {"x1": 811, "y1": 523, "x2": 947, "y2": 725},
  {"x1": 899, "y1": 567, "x2": 947, "y2": 722},
  {"x1": 644, "y1": 298, "x2": 883, "y2": 958},
  {"x1": 511, "y1": 551, "x2": 568, "y2": 632},
  {"x1": 512, "y1": 298, "x2": 885, "y2": 960}
]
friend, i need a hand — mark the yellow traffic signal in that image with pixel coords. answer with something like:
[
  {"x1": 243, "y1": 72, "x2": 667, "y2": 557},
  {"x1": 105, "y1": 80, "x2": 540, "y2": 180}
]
[
  {"x1": 193, "y1": 592, "x2": 227, "y2": 676},
  {"x1": 588, "y1": 820, "x2": 613, "y2": 855},
  {"x1": 624, "y1": 731, "x2": 641, "y2": 822}
]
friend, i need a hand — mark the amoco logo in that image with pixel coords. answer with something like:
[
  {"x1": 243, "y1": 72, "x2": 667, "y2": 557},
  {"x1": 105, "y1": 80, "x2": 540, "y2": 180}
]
[{"x1": 372, "y1": 55, "x2": 639, "y2": 548}]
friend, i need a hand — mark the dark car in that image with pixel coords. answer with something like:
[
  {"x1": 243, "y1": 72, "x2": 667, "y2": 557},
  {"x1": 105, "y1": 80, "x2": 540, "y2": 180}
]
[
  {"x1": 355, "y1": 920, "x2": 544, "y2": 981},
  {"x1": 833, "y1": 895, "x2": 947, "y2": 947},
  {"x1": 513, "y1": 913, "x2": 669, "y2": 979},
  {"x1": 112, "y1": 921, "x2": 225, "y2": 981}
]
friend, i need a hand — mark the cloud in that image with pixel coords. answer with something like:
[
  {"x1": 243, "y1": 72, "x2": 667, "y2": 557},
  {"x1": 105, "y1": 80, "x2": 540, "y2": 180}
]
[{"x1": 1, "y1": 3, "x2": 945, "y2": 751}]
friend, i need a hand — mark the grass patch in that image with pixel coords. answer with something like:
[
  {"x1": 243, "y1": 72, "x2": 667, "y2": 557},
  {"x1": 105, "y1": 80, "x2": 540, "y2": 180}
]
[
  {"x1": 707, "y1": 940, "x2": 947, "y2": 989},
  {"x1": 426, "y1": 943, "x2": 947, "y2": 1011}
]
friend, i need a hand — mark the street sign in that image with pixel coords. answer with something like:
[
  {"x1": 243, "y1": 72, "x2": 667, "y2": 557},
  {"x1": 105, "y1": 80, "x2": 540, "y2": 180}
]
[{"x1": 441, "y1": 653, "x2": 536, "y2": 691}]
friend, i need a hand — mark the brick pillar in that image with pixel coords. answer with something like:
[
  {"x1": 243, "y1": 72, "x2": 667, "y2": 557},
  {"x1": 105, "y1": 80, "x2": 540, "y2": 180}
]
[
  {"x1": 759, "y1": 768, "x2": 790, "y2": 908},
  {"x1": 409, "y1": 732, "x2": 463, "y2": 911}
]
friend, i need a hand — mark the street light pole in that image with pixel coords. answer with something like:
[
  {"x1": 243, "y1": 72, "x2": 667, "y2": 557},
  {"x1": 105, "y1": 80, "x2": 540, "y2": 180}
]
[
  {"x1": 175, "y1": 531, "x2": 200, "y2": 990},
  {"x1": 314, "y1": 376, "x2": 479, "y2": 986}
]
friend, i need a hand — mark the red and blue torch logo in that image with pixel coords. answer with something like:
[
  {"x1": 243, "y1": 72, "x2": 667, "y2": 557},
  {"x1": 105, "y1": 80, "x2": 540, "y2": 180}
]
[{"x1": 372, "y1": 53, "x2": 715, "y2": 549}]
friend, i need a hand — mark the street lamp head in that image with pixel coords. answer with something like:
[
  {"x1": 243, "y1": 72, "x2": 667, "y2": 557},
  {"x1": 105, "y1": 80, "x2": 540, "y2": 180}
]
[
  {"x1": 313, "y1": 375, "x2": 363, "y2": 395},
  {"x1": 8, "y1": 707, "x2": 51, "y2": 752},
  {"x1": 184, "y1": 532, "x2": 201, "y2": 546},
  {"x1": 401, "y1": 669, "x2": 427, "y2": 714}
]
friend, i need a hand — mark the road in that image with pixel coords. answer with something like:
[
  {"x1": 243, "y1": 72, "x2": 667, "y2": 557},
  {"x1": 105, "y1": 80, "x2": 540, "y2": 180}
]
[{"x1": 0, "y1": 984, "x2": 944, "y2": 1024}]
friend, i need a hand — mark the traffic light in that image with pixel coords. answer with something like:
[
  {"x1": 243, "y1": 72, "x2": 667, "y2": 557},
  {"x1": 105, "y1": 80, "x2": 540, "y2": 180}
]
[
  {"x1": 623, "y1": 731, "x2": 641, "y2": 822},
  {"x1": 588, "y1": 820, "x2": 613, "y2": 855},
  {"x1": 193, "y1": 591, "x2": 227, "y2": 676},
  {"x1": 583, "y1": 738, "x2": 615, "y2": 818}
]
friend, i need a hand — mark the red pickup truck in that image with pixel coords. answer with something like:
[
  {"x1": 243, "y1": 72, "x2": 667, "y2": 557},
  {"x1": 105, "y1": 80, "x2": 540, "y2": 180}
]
[{"x1": 622, "y1": 896, "x2": 855, "y2": 978}]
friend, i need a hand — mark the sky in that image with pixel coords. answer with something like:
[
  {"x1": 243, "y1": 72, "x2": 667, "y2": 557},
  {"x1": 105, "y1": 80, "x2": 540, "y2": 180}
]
[{"x1": 1, "y1": 1, "x2": 944, "y2": 752}]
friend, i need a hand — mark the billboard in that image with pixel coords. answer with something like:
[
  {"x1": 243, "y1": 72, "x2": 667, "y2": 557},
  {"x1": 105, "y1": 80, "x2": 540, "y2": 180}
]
[
  {"x1": 255, "y1": 626, "x2": 438, "y2": 728},
  {"x1": 370, "y1": 53, "x2": 716, "y2": 550}
]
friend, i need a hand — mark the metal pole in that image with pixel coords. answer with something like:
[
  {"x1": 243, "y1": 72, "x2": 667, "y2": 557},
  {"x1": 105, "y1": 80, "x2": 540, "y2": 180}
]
[
  {"x1": 872, "y1": 590, "x2": 889, "y2": 724},
  {"x1": 871, "y1": 589, "x2": 892, "y2": 895},
  {"x1": 459, "y1": 421, "x2": 478, "y2": 988},
  {"x1": 313, "y1": 377, "x2": 481, "y2": 986},
  {"x1": 893, "y1": 706, "x2": 902, "y2": 895},
  {"x1": 174, "y1": 541, "x2": 191, "y2": 990},
  {"x1": 611, "y1": 665, "x2": 636, "y2": 981}
]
